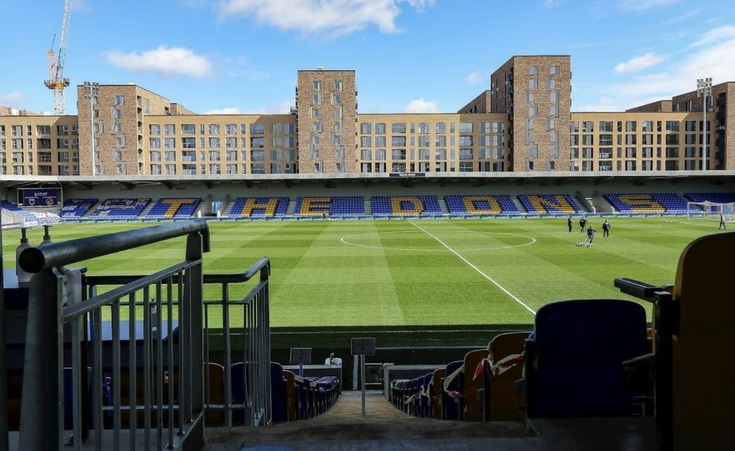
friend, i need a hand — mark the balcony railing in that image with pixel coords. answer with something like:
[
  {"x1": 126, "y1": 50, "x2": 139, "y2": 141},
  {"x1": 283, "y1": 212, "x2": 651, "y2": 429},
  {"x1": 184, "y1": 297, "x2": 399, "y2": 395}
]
[{"x1": 9, "y1": 221, "x2": 273, "y2": 451}]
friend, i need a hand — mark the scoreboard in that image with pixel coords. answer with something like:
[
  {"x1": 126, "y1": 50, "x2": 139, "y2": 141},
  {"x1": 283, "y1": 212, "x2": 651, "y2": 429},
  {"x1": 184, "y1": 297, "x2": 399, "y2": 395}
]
[{"x1": 19, "y1": 188, "x2": 60, "y2": 207}]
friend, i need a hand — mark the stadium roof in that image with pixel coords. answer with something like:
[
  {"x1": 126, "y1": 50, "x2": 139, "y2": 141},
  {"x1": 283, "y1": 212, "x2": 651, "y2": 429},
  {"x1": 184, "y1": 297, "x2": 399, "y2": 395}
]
[{"x1": 1, "y1": 171, "x2": 734, "y2": 190}]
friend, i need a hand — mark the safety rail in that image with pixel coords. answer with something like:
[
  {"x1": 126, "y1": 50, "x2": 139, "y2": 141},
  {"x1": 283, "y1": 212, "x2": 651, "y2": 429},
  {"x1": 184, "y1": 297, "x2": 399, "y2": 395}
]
[
  {"x1": 14, "y1": 220, "x2": 225, "y2": 451},
  {"x1": 83, "y1": 257, "x2": 273, "y2": 430}
]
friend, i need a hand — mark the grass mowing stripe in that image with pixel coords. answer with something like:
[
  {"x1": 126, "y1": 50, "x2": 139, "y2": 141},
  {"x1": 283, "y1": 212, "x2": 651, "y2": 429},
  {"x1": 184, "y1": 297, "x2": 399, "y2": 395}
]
[
  {"x1": 2, "y1": 217, "x2": 726, "y2": 327},
  {"x1": 408, "y1": 220, "x2": 537, "y2": 316}
]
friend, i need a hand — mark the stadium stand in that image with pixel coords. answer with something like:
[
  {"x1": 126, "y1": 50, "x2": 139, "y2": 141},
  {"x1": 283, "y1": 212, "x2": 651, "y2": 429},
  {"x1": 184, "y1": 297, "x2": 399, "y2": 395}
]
[
  {"x1": 683, "y1": 192, "x2": 735, "y2": 203},
  {"x1": 59, "y1": 198, "x2": 98, "y2": 218},
  {"x1": 444, "y1": 194, "x2": 520, "y2": 216},
  {"x1": 524, "y1": 299, "x2": 649, "y2": 418},
  {"x1": 442, "y1": 359, "x2": 465, "y2": 420},
  {"x1": 0, "y1": 200, "x2": 43, "y2": 225},
  {"x1": 460, "y1": 349, "x2": 486, "y2": 421},
  {"x1": 294, "y1": 196, "x2": 365, "y2": 217},
  {"x1": 371, "y1": 195, "x2": 442, "y2": 216},
  {"x1": 230, "y1": 197, "x2": 289, "y2": 217},
  {"x1": 517, "y1": 194, "x2": 583, "y2": 214},
  {"x1": 616, "y1": 231, "x2": 735, "y2": 450},
  {"x1": 482, "y1": 331, "x2": 529, "y2": 422},
  {"x1": 146, "y1": 197, "x2": 202, "y2": 218},
  {"x1": 603, "y1": 193, "x2": 689, "y2": 214},
  {"x1": 88, "y1": 198, "x2": 151, "y2": 219}
]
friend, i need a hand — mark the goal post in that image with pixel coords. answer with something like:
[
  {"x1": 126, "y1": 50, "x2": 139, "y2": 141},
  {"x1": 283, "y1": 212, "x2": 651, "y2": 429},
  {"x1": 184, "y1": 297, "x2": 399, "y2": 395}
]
[{"x1": 687, "y1": 201, "x2": 735, "y2": 220}]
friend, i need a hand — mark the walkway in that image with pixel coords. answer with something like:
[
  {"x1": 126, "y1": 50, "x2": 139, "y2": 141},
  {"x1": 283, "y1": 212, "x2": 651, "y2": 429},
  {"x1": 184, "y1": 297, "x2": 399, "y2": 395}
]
[{"x1": 203, "y1": 390, "x2": 655, "y2": 451}]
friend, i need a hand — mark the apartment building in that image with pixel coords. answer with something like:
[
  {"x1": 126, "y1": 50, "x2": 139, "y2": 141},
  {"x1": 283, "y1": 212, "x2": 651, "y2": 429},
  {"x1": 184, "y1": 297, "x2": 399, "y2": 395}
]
[{"x1": 0, "y1": 55, "x2": 732, "y2": 177}]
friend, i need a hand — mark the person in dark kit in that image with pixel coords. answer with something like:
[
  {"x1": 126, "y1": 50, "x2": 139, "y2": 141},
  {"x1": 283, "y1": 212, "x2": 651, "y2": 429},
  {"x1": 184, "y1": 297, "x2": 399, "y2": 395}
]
[
  {"x1": 568, "y1": 215, "x2": 574, "y2": 232},
  {"x1": 587, "y1": 224, "x2": 596, "y2": 245},
  {"x1": 602, "y1": 220, "x2": 610, "y2": 237},
  {"x1": 579, "y1": 217, "x2": 587, "y2": 232},
  {"x1": 720, "y1": 213, "x2": 727, "y2": 230}
]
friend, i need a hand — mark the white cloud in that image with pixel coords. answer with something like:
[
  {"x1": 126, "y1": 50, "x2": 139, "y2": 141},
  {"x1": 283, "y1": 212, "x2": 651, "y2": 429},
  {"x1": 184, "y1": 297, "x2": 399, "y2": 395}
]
[
  {"x1": 615, "y1": 0, "x2": 680, "y2": 12},
  {"x1": 216, "y1": 0, "x2": 436, "y2": 36},
  {"x1": 403, "y1": 98, "x2": 439, "y2": 113},
  {"x1": 104, "y1": 46, "x2": 213, "y2": 78},
  {"x1": 0, "y1": 92, "x2": 25, "y2": 106},
  {"x1": 465, "y1": 71, "x2": 485, "y2": 85},
  {"x1": 203, "y1": 107, "x2": 243, "y2": 115},
  {"x1": 689, "y1": 25, "x2": 735, "y2": 48},
  {"x1": 614, "y1": 52, "x2": 667, "y2": 74},
  {"x1": 580, "y1": 30, "x2": 735, "y2": 111},
  {"x1": 258, "y1": 100, "x2": 293, "y2": 114}
]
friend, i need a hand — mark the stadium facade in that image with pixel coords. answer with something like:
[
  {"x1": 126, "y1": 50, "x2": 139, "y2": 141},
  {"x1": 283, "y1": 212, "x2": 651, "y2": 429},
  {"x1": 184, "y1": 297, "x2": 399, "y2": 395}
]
[{"x1": 1, "y1": 55, "x2": 734, "y2": 181}]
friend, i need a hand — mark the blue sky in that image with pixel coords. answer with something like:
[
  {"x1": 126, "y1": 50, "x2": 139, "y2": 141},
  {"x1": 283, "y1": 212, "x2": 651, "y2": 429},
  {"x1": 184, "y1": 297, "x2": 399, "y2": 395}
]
[{"x1": 1, "y1": 0, "x2": 734, "y2": 116}]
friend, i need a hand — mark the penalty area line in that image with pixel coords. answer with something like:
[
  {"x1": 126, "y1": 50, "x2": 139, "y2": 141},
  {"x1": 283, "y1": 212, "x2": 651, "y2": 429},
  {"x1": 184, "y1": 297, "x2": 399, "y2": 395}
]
[{"x1": 408, "y1": 221, "x2": 536, "y2": 316}]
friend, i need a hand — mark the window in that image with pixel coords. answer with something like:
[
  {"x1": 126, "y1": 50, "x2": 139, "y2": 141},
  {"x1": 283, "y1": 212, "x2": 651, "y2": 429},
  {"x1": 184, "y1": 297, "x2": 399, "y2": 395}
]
[
  {"x1": 391, "y1": 136, "x2": 406, "y2": 147},
  {"x1": 361, "y1": 136, "x2": 372, "y2": 147},
  {"x1": 313, "y1": 80, "x2": 321, "y2": 90},
  {"x1": 164, "y1": 124, "x2": 175, "y2": 135},
  {"x1": 311, "y1": 108, "x2": 319, "y2": 118},
  {"x1": 335, "y1": 80, "x2": 343, "y2": 91},
  {"x1": 391, "y1": 123, "x2": 406, "y2": 134},
  {"x1": 435, "y1": 122, "x2": 446, "y2": 134},
  {"x1": 250, "y1": 123, "x2": 265, "y2": 134},
  {"x1": 115, "y1": 95, "x2": 124, "y2": 105},
  {"x1": 360, "y1": 123, "x2": 372, "y2": 134},
  {"x1": 149, "y1": 124, "x2": 161, "y2": 135},
  {"x1": 182, "y1": 124, "x2": 196, "y2": 135},
  {"x1": 209, "y1": 124, "x2": 220, "y2": 135},
  {"x1": 117, "y1": 135, "x2": 126, "y2": 147}
]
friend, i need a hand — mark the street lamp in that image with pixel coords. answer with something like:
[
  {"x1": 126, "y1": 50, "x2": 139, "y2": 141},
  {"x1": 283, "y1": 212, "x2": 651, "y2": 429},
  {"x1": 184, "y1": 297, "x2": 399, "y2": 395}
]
[
  {"x1": 83, "y1": 81, "x2": 99, "y2": 176},
  {"x1": 696, "y1": 77, "x2": 712, "y2": 171}
]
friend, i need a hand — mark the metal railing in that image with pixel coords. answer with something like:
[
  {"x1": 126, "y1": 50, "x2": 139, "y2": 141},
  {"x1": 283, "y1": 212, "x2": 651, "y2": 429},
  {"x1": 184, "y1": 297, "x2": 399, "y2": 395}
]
[{"x1": 11, "y1": 219, "x2": 273, "y2": 451}]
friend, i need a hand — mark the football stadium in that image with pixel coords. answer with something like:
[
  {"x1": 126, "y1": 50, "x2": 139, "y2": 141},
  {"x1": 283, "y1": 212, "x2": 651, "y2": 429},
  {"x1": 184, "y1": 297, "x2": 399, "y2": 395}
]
[{"x1": 2, "y1": 53, "x2": 735, "y2": 450}]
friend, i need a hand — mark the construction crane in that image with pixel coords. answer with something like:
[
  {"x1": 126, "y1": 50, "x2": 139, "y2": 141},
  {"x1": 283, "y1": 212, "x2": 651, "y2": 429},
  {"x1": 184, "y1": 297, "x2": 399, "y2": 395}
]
[{"x1": 44, "y1": 0, "x2": 72, "y2": 115}]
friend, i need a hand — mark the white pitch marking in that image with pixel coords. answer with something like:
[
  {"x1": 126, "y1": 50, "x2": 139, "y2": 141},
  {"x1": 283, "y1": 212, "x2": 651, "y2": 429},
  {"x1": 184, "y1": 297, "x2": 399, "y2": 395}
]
[{"x1": 409, "y1": 221, "x2": 537, "y2": 316}]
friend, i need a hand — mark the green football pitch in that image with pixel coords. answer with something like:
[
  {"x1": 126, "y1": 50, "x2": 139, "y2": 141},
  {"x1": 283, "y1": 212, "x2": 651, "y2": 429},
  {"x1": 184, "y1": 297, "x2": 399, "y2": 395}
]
[{"x1": 1, "y1": 217, "x2": 725, "y2": 328}]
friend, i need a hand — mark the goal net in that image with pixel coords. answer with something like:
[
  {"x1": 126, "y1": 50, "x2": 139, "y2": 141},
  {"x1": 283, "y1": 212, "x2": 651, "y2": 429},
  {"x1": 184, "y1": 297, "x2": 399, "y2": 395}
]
[{"x1": 686, "y1": 201, "x2": 735, "y2": 220}]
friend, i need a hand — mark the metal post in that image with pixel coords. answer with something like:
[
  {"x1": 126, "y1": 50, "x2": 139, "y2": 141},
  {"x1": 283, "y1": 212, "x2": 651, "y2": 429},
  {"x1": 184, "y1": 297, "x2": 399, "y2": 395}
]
[
  {"x1": 360, "y1": 354, "x2": 366, "y2": 416},
  {"x1": 697, "y1": 77, "x2": 712, "y2": 171},
  {"x1": 19, "y1": 270, "x2": 64, "y2": 451},
  {"x1": 0, "y1": 210, "x2": 7, "y2": 451}
]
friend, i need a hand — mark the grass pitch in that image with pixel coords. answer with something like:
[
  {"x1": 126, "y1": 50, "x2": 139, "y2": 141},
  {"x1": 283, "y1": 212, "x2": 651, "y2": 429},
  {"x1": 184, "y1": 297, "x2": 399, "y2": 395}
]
[{"x1": 2, "y1": 217, "x2": 724, "y2": 328}]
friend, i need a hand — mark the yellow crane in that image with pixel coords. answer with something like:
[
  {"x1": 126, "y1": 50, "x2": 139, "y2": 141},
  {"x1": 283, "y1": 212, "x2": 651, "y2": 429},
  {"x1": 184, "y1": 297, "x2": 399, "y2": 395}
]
[{"x1": 44, "y1": 0, "x2": 72, "y2": 115}]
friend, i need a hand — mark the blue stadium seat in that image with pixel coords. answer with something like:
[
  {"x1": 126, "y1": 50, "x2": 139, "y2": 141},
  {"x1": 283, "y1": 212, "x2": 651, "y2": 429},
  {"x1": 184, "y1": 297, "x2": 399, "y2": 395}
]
[{"x1": 525, "y1": 299, "x2": 648, "y2": 418}]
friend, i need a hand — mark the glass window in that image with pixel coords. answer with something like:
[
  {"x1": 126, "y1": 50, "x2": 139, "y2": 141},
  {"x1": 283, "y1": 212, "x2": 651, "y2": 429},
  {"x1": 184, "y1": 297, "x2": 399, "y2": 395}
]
[{"x1": 391, "y1": 123, "x2": 406, "y2": 134}]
